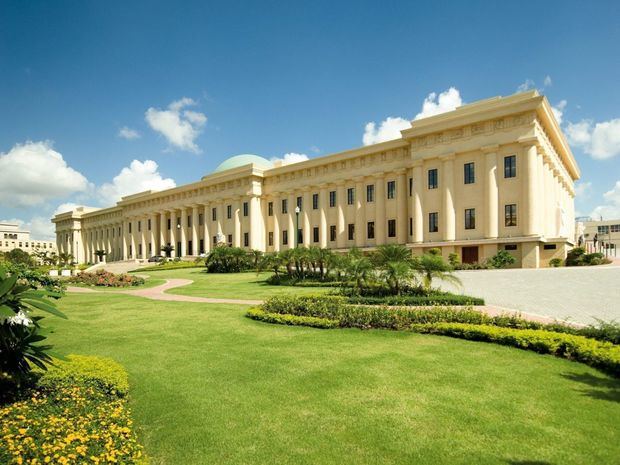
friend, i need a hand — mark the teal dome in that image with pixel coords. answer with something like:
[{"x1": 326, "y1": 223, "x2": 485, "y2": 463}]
[{"x1": 214, "y1": 154, "x2": 273, "y2": 173}]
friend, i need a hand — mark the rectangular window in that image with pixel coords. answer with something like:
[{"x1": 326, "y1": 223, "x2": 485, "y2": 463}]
[
  {"x1": 313, "y1": 227, "x2": 319, "y2": 243},
  {"x1": 504, "y1": 155, "x2": 516, "y2": 178},
  {"x1": 409, "y1": 178, "x2": 413, "y2": 196},
  {"x1": 297, "y1": 228, "x2": 303, "y2": 245},
  {"x1": 227, "y1": 234, "x2": 232, "y2": 245},
  {"x1": 137, "y1": 221, "x2": 141, "y2": 232},
  {"x1": 268, "y1": 232, "x2": 274, "y2": 246},
  {"x1": 505, "y1": 204, "x2": 517, "y2": 227},
  {"x1": 244, "y1": 232, "x2": 249, "y2": 247},
  {"x1": 598, "y1": 225, "x2": 610, "y2": 234},
  {"x1": 366, "y1": 184, "x2": 375, "y2": 202},
  {"x1": 312, "y1": 193, "x2": 319, "y2": 210},
  {"x1": 465, "y1": 208, "x2": 476, "y2": 230},
  {"x1": 611, "y1": 224, "x2": 620, "y2": 233},
  {"x1": 176, "y1": 217, "x2": 181, "y2": 227},
  {"x1": 296, "y1": 196, "x2": 303, "y2": 210},
  {"x1": 543, "y1": 244, "x2": 557, "y2": 250},
  {"x1": 347, "y1": 188, "x2": 355, "y2": 205},
  {"x1": 409, "y1": 217, "x2": 413, "y2": 236},
  {"x1": 199, "y1": 213, "x2": 203, "y2": 226},
  {"x1": 227, "y1": 205, "x2": 232, "y2": 219},
  {"x1": 212, "y1": 208, "x2": 217, "y2": 221},
  {"x1": 199, "y1": 239, "x2": 204, "y2": 254},
  {"x1": 129, "y1": 223, "x2": 132, "y2": 233},
  {"x1": 329, "y1": 191, "x2": 336, "y2": 207},
  {"x1": 464, "y1": 162, "x2": 475, "y2": 184},
  {"x1": 505, "y1": 244, "x2": 517, "y2": 251},
  {"x1": 367, "y1": 221, "x2": 375, "y2": 239},
  {"x1": 348, "y1": 223, "x2": 355, "y2": 241},
  {"x1": 148, "y1": 219, "x2": 152, "y2": 231},
  {"x1": 268, "y1": 202, "x2": 273, "y2": 216},
  {"x1": 429, "y1": 212, "x2": 439, "y2": 233},
  {"x1": 329, "y1": 225, "x2": 336, "y2": 242},
  {"x1": 428, "y1": 169, "x2": 438, "y2": 189},
  {"x1": 388, "y1": 219, "x2": 396, "y2": 237},
  {"x1": 213, "y1": 236, "x2": 217, "y2": 245},
  {"x1": 282, "y1": 230, "x2": 288, "y2": 245},
  {"x1": 282, "y1": 199, "x2": 288, "y2": 214},
  {"x1": 387, "y1": 181, "x2": 396, "y2": 199},
  {"x1": 243, "y1": 202, "x2": 249, "y2": 217},
  {"x1": 187, "y1": 215, "x2": 192, "y2": 227}
]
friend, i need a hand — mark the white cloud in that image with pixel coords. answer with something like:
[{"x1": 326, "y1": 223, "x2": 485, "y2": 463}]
[
  {"x1": 551, "y1": 100, "x2": 567, "y2": 125},
  {"x1": 118, "y1": 126, "x2": 140, "y2": 140},
  {"x1": 0, "y1": 141, "x2": 90, "y2": 207},
  {"x1": 414, "y1": 87, "x2": 463, "y2": 120},
  {"x1": 145, "y1": 98, "x2": 207, "y2": 153},
  {"x1": 544, "y1": 75, "x2": 553, "y2": 87},
  {"x1": 363, "y1": 117, "x2": 411, "y2": 145},
  {"x1": 98, "y1": 159, "x2": 176, "y2": 205},
  {"x1": 54, "y1": 202, "x2": 82, "y2": 215},
  {"x1": 566, "y1": 118, "x2": 620, "y2": 160},
  {"x1": 270, "y1": 152, "x2": 309, "y2": 166},
  {"x1": 590, "y1": 181, "x2": 620, "y2": 220},
  {"x1": 573, "y1": 181, "x2": 592, "y2": 198},
  {"x1": 517, "y1": 79, "x2": 536, "y2": 92}
]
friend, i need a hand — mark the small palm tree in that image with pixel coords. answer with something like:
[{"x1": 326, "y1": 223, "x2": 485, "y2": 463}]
[
  {"x1": 94, "y1": 250, "x2": 107, "y2": 263},
  {"x1": 161, "y1": 244, "x2": 174, "y2": 258},
  {"x1": 372, "y1": 244, "x2": 412, "y2": 267},
  {"x1": 414, "y1": 253, "x2": 462, "y2": 291},
  {"x1": 345, "y1": 252, "x2": 373, "y2": 294},
  {"x1": 250, "y1": 249, "x2": 264, "y2": 271}
]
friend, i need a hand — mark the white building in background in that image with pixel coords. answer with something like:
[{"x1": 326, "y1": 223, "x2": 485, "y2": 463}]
[
  {"x1": 0, "y1": 222, "x2": 57, "y2": 255},
  {"x1": 575, "y1": 217, "x2": 619, "y2": 256}
]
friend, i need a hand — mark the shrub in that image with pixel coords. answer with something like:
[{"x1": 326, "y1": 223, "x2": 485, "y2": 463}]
[
  {"x1": 0, "y1": 355, "x2": 146, "y2": 465},
  {"x1": 549, "y1": 258, "x2": 563, "y2": 267},
  {"x1": 247, "y1": 308, "x2": 338, "y2": 328},
  {"x1": 68, "y1": 269, "x2": 145, "y2": 287},
  {"x1": 205, "y1": 246, "x2": 252, "y2": 273},
  {"x1": 346, "y1": 294, "x2": 484, "y2": 306},
  {"x1": 137, "y1": 261, "x2": 204, "y2": 272},
  {"x1": 488, "y1": 250, "x2": 516, "y2": 269},
  {"x1": 448, "y1": 252, "x2": 460, "y2": 267},
  {"x1": 414, "y1": 323, "x2": 620, "y2": 377},
  {"x1": 566, "y1": 247, "x2": 586, "y2": 266},
  {"x1": 262, "y1": 295, "x2": 348, "y2": 319}
]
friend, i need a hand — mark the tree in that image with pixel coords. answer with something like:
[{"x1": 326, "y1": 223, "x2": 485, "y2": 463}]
[
  {"x1": 488, "y1": 250, "x2": 516, "y2": 269},
  {"x1": 372, "y1": 244, "x2": 412, "y2": 267},
  {"x1": 5, "y1": 249, "x2": 33, "y2": 267},
  {"x1": 57, "y1": 253, "x2": 74, "y2": 268},
  {"x1": 161, "y1": 244, "x2": 174, "y2": 258},
  {"x1": 414, "y1": 253, "x2": 461, "y2": 291},
  {"x1": 344, "y1": 250, "x2": 373, "y2": 293},
  {"x1": 94, "y1": 250, "x2": 107, "y2": 263},
  {"x1": 250, "y1": 249, "x2": 264, "y2": 271},
  {"x1": 382, "y1": 261, "x2": 414, "y2": 295}
]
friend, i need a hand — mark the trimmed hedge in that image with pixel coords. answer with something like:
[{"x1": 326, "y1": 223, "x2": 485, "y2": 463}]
[
  {"x1": 414, "y1": 323, "x2": 620, "y2": 377},
  {"x1": 247, "y1": 308, "x2": 338, "y2": 329},
  {"x1": 135, "y1": 261, "x2": 205, "y2": 272},
  {"x1": 346, "y1": 294, "x2": 484, "y2": 306}
]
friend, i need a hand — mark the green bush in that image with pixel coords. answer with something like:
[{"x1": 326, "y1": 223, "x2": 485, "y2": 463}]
[
  {"x1": 414, "y1": 323, "x2": 620, "y2": 377},
  {"x1": 247, "y1": 308, "x2": 338, "y2": 328},
  {"x1": 137, "y1": 261, "x2": 204, "y2": 272},
  {"x1": 68, "y1": 269, "x2": 145, "y2": 287},
  {"x1": 346, "y1": 294, "x2": 484, "y2": 306},
  {"x1": 37, "y1": 354, "x2": 129, "y2": 396},
  {"x1": 549, "y1": 258, "x2": 563, "y2": 267},
  {"x1": 488, "y1": 250, "x2": 516, "y2": 269}
]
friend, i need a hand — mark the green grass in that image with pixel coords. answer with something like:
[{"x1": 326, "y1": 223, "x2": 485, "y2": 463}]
[
  {"x1": 66, "y1": 277, "x2": 167, "y2": 292},
  {"x1": 44, "y1": 280, "x2": 620, "y2": 465}
]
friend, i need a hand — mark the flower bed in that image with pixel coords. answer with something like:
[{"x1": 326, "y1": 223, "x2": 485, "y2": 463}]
[
  {"x1": 0, "y1": 355, "x2": 146, "y2": 465},
  {"x1": 68, "y1": 270, "x2": 145, "y2": 287}
]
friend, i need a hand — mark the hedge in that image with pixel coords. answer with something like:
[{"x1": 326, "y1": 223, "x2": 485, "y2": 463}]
[
  {"x1": 346, "y1": 294, "x2": 484, "y2": 306},
  {"x1": 413, "y1": 323, "x2": 620, "y2": 377},
  {"x1": 1, "y1": 355, "x2": 146, "y2": 464},
  {"x1": 246, "y1": 308, "x2": 338, "y2": 329}
]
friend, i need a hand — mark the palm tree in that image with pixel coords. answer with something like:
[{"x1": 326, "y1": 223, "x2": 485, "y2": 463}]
[
  {"x1": 413, "y1": 253, "x2": 462, "y2": 291},
  {"x1": 313, "y1": 247, "x2": 333, "y2": 280},
  {"x1": 161, "y1": 244, "x2": 174, "y2": 258},
  {"x1": 372, "y1": 244, "x2": 412, "y2": 266},
  {"x1": 58, "y1": 252, "x2": 73, "y2": 267},
  {"x1": 345, "y1": 252, "x2": 373, "y2": 293},
  {"x1": 94, "y1": 249, "x2": 107, "y2": 263},
  {"x1": 249, "y1": 249, "x2": 264, "y2": 271},
  {"x1": 382, "y1": 261, "x2": 414, "y2": 295}
]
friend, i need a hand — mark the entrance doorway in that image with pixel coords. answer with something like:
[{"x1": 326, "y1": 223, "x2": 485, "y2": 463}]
[{"x1": 462, "y1": 246, "x2": 479, "y2": 264}]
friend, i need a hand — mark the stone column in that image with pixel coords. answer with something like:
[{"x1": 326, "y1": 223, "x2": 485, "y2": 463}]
[
  {"x1": 272, "y1": 194, "x2": 281, "y2": 252},
  {"x1": 122, "y1": 222, "x2": 128, "y2": 260},
  {"x1": 179, "y1": 208, "x2": 187, "y2": 256},
  {"x1": 375, "y1": 173, "x2": 386, "y2": 245},
  {"x1": 396, "y1": 169, "x2": 408, "y2": 244},
  {"x1": 169, "y1": 210, "x2": 177, "y2": 258},
  {"x1": 336, "y1": 182, "x2": 346, "y2": 248},
  {"x1": 302, "y1": 190, "x2": 311, "y2": 247},
  {"x1": 141, "y1": 217, "x2": 148, "y2": 258},
  {"x1": 537, "y1": 151, "x2": 546, "y2": 238},
  {"x1": 287, "y1": 194, "x2": 295, "y2": 249},
  {"x1": 441, "y1": 154, "x2": 456, "y2": 241},
  {"x1": 319, "y1": 186, "x2": 327, "y2": 248},
  {"x1": 150, "y1": 214, "x2": 157, "y2": 257},
  {"x1": 484, "y1": 148, "x2": 499, "y2": 239},
  {"x1": 159, "y1": 212, "x2": 167, "y2": 256},
  {"x1": 191, "y1": 206, "x2": 199, "y2": 255},
  {"x1": 354, "y1": 178, "x2": 365, "y2": 247},
  {"x1": 522, "y1": 142, "x2": 539, "y2": 236},
  {"x1": 249, "y1": 195, "x2": 262, "y2": 250},
  {"x1": 203, "y1": 204, "x2": 211, "y2": 254},
  {"x1": 412, "y1": 162, "x2": 423, "y2": 243},
  {"x1": 130, "y1": 219, "x2": 137, "y2": 259},
  {"x1": 233, "y1": 199, "x2": 241, "y2": 247}
]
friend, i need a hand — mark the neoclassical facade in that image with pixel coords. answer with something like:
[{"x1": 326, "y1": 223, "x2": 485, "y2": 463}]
[{"x1": 53, "y1": 91, "x2": 579, "y2": 268}]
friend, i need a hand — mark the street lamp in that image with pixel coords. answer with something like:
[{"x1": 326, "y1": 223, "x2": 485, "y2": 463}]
[{"x1": 295, "y1": 206, "x2": 301, "y2": 248}]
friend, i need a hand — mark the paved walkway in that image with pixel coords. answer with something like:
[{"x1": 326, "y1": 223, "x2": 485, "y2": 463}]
[{"x1": 441, "y1": 265, "x2": 620, "y2": 325}]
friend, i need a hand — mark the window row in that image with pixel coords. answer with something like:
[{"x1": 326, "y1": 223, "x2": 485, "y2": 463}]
[{"x1": 427, "y1": 155, "x2": 517, "y2": 189}]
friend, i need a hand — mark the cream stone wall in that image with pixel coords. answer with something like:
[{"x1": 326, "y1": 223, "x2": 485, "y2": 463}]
[{"x1": 53, "y1": 91, "x2": 579, "y2": 268}]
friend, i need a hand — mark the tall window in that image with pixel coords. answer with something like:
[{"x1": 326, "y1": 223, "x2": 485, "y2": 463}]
[
  {"x1": 167, "y1": 219, "x2": 171, "y2": 230},
  {"x1": 198, "y1": 213, "x2": 203, "y2": 226},
  {"x1": 366, "y1": 184, "x2": 375, "y2": 202},
  {"x1": 227, "y1": 205, "x2": 232, "y2": 219},
  {"x1": 367, "y1": 221, "x2": 375, "y2": 239},
  {"x1": 243, "y1": 202, "x2": 249, "y2": 217},
  {"x1": 187, "y1": 215, "x2": 191, "y2": 227},
  {"x1": 428, "y1": 169, "x2": 438, "y2": 189},
  {"x1": 465, "y1": 208, "x2": 476, "y2": 230},
  {"x1": 282, "y1": 230, "x2": 288, "y2": 245},
  {"x1": 313, "y1": 227, "x2": 319, "y2": 243},
  {"x1": 227, "y1": 234, "x2": 232, "y2": 245},
  {"x1": 464, "y1": 162, "x2": 475, "y2": 184},
  {"x1": 505, "y1": 204, "x2": 517, "y2": 227},
  {"x1": 296, "y1": 196, "x2": 303, "y2": 210},
  {"x1": 268, "y1": 202, "x2": 273, "y2": 216},
  {"x1": 504, "y1": 155, "x2": 516, "y2": 178},
  {"x1": 297, "y1": 228, "x2": 303, "y2": 245},
  {"x1": 137, "y1": 221, "x2": 141, "y2": 232},
  {"x1": 329, "y1": 191, "x2": 336, "y2": 207},
  {"x1": 212, "y1": 208, "x2": 217, "y2": 221},
  {"x1": 409, "y1": 178, "x2": 413, "y2": 196},
  {"x1": 312, "y1": 193, "x2": 319, "y2": 210},
  {"x1": 329, "y1": 225, "x2": 336, "y2": 241},
  {"x1": 348, "y1": 224, "x2": 355, "y2": 241},
  {"x1": 129, "y1": 223, "x2": 132, "y2": 233},
  {"x1": 244, "y1": 232, "x2": 249, "y2": 247},
  {"x1": 409, "y1": 218, "x2": 413, "y2": 236},
  {"x1": 387, "y1": 219, "x2": 396, "y2": 237},
  {"x1": 268, "y1": 232, "x2": 274, "y2": 246},
  {"x1": 347, "y1": 188, "x2": 355, "y2": 205},
  {"x1": 282, "y1": 199, "x2": 288, "y2": 214},
  {"x1": 429, "y1": 212, "x2": 439, "y2": 232},
  {"x1": 148, "y1": 219, "x2": 152, "y2": 231},
  {"x1": 387, "y1": 181, "x2": 396, "y2": 199}
]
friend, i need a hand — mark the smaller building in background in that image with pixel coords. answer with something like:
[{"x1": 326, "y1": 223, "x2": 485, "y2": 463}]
[
  {"x1": 575, "y1": 217, "x2": 619, "y2": 258},
  {"x1": 0, "y1": 222, "x2": 57, "y2": 255}
]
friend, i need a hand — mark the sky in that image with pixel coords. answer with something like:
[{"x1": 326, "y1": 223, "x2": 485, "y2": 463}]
[{"x1": 1, "y1": 0, "x2": 619, "y2": 240}]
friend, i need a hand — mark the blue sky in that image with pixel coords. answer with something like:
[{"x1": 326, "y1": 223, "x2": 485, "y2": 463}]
[{"x1": 1, "y1": 0, "x2": 619, "y2": 239}]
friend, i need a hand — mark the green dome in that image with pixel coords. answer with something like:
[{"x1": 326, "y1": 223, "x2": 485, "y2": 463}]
[{"x1": 214, "y1": 154, "x2": 273, "y2": 173}]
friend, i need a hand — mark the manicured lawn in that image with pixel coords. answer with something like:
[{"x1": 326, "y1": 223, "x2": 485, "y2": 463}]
[
  {"x1": 45, "y1": 281, "x2": 620, "y2": 465},
  {"x1": 66, "y1": 277, "x2": 167, "y2": 292},
  {"x1": 138, "y1": 269, "x2": 331, "y2": 298}
]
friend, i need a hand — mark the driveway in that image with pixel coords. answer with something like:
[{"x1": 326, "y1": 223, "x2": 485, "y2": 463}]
[{"x1": 440, "y1": 265, "x2": 620, "y2": 325}]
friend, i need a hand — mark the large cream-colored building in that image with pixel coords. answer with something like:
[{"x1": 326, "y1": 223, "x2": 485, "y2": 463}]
[
  {"x1": 1, "y1": 222, "x2": 57, "y2": 255},
  {"x1": 53, "y1": 91, "x2": 579, "y2": 268}
]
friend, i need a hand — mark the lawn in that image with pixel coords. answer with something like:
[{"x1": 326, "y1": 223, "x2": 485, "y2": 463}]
[{"x1": 43, "y1": 273, "x2": 620, "y2": 465}]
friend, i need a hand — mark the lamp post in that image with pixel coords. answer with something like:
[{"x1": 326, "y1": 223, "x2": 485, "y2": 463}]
[{"x1": 295, "y1": 206, "x2": 301, "y2": 248}]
